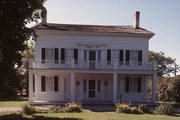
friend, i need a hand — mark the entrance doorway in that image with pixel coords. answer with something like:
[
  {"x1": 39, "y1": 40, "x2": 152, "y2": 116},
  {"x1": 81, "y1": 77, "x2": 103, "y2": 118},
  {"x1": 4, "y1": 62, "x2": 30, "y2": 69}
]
[{"x1": 88, "y1": 80, "x2": 96, "y2": 98}]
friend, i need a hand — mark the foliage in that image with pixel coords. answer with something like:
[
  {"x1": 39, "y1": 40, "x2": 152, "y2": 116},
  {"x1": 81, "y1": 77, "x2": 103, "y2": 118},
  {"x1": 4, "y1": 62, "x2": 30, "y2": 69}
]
[
  {"x1": 116, "y1": 103, "x2": 131, "y2": 113},
  {"x1": 64, "y1": 102, "x2": 82, "y2": 113},
  {"x1": 138, "y1": 104, "x2": 148, "y2": 113},
  {"x1": 130, "y1": 107, "x2": 140, "y2": 114},
  {"x1": 22, "y1": 104, "x2": 36, "y2": 115},
  {"x1": 0, "y1": 0, "x2": 45, "y2": 97},
  {"x1": 50, "y1": 102, "x2": 82, "y2": 113},
  {"x1": 155, "y1": 103, "x2": 174, "y2": 115},
  {"x1": 157, "y1": 75, "x2": 180, "y2": 102},
  {"x1": 148, "y1": 51, "x2": 179, "y2": 77}
]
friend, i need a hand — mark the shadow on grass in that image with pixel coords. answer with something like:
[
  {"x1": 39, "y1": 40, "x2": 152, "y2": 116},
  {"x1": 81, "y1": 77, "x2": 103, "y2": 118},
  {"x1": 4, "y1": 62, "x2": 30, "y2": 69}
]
[
  {"x1": 0, "y1": 113, "x2": 82, "y2": 120},
  {"x1": 0, "y1": 96, "x2": 28, "y2": 102}
]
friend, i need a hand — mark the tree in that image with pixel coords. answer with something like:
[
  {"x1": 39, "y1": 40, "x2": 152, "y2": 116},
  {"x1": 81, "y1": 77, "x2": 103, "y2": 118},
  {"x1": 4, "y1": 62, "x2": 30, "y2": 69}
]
[
  {"x1": 0, "y1": 0, "x2": 45, "y2": 97},
  {"x1": 156, "y1": 75, "x2": 180, "y2": 102},
  {"x1": 148, "y1": 51, "x2": 178, "y2": 77}
]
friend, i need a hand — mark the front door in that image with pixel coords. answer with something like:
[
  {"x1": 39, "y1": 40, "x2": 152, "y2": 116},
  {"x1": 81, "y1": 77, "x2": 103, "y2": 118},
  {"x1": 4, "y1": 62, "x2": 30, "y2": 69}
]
[
  {"x1": 88, "y1": 80, "x2": 96, "y2": 98},
  {"x1": 89, "y1": 51, "x2": 96, "y2": 69}
]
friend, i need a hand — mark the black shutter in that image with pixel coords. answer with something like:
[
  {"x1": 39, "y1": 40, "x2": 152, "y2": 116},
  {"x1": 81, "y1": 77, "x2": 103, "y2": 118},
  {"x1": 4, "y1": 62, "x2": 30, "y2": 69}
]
[
  {"x1": 74, "y1": 49, "x2": 78, "y2": 60},
  {"x1": 61, "y1": 48, "x2": 65, "y2": 61},
  {"x1": 54, "y1": 48, "x2": 59, "y2": 64},
  {"x1": 120, "y1": 50, "x2": 124, "y2": 65},
  {"x1": 54, "y1": 76, "x2": 59, "y2": 92},
  {"x1": 138, "y1": 50, "x2": 142, "y2": 65},
  {"x1": 83, "y1": 80, "x2": 86, "y2": 92},
  {"x1": 98, "y1": 80, "x2": 100, "y2": 92},
  {"x1": 41, "y1": 48, "x2": 45, "y2": 63},
  {"x1": 41, "y1": 76, "x2": 45, "y2": 92},
  {"x1": 107, "y1": 49, "x2": 111, "y2": 61},
  {"x1": 138, "y1": 77, "x2": 142, "y2": 92},
  {"x1": 125, "y1": 50, "x2": 130, "y2": 65},
  {"x1": 125, "y1": 77, "x2": 129, "y2": 93},
  {"x1": 33, "y1": 74, "x2": 35, "y2": 93}
]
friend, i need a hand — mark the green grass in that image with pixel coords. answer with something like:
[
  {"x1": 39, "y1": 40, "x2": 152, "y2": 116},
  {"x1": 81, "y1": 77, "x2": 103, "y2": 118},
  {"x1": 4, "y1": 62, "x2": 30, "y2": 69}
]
[
  {"x1": 0, "y1": 110, "x2": 179, "y2": 120},
  {"x1": 0, "y1": 96, "x2": 28, "y2": 107}
]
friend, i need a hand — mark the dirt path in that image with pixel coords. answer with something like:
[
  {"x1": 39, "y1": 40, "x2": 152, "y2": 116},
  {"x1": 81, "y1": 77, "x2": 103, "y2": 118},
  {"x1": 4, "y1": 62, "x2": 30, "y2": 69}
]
[{"x1": 0, "y1": 107, "x2": 22, "y2": 113}]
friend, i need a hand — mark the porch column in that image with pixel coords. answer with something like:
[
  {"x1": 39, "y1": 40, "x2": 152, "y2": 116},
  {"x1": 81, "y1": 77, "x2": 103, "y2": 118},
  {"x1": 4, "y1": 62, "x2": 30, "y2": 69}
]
[
  {"x1": 29, "y1": 71, "x2": 33, "y2": 102},
  {"x1": 71, "y1": 72, "x2": 75, "y2": 102},
  {"x1": 113, "y1": 72, "x2": 118, "y2": 103},
  {"x1": 144, "y1": 76, "x2": 148, "y2": 102},
  {"x1": 152, "y1": 72, "x2": 157, "y2": 104}
]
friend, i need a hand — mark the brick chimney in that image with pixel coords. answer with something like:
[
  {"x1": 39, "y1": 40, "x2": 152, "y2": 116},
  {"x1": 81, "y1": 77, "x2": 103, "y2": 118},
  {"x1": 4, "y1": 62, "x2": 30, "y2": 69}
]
[
  {"x1": 133, "y1": 11, "x2": 140, "y2": 29},
  {"x1": 41, "y1": 7, "x2": 47, "y2": 25}
]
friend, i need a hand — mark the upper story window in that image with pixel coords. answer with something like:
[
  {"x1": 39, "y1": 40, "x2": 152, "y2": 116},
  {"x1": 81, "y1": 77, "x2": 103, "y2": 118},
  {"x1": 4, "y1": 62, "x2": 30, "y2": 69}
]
[
  {"x1": 119, "y1": 50, "x2": 124, "y2": 65},
  {"x1": 41, "y1": 48, "x2": 59, "y2": 64},
  {"x1": 125, "y1": 50, "x2": 142, "y2": 66}
]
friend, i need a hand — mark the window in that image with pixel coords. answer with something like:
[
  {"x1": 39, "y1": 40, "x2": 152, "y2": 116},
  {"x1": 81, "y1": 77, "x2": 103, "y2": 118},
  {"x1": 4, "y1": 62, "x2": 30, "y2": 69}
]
[
  {"x1": 46, "y1": 76, "x2": 54, "y2": 91},
  {"x1": 45, "y1": 48, "x2": 54, "y2": 63},
  {"x1": 41, "y1": 76, "x2": 45, "y2": 92},
  {"x1": 130, "y1": 50, "x2": 138, "y2": 66},
  {"x1": 125, "y1": 77, "x2": 142, "y2": 93},
  {"x1": 74, "y1": 49, "x2": 78, "y2": 64},
  {"x1": 83, "y1": 80, "x2": 86, "y2": 92},
  {"x1": 119, "y1": 50, "x2": 124, "y2": 65},
  {"x1": 107, "y1": 49, "x2": 111, "y2": 65},
  {"x1": 125, "y1": 50, "x2": 130, "y2": 65},
  {"x1": 54, "y1": 48, "x2": 59, "y2": 64},
  {"x1": 125, "y1": 77, "x2": 129, "y2": 93},
  {"x1": 61, "y1": 48, "x2": 65, "y2": 64},
  {"x1": 33, "y1": 74, "x2": 35, "y2": 93},
  {"x1": 54, "y1": 76, "x2": 59, "y2": 92}
]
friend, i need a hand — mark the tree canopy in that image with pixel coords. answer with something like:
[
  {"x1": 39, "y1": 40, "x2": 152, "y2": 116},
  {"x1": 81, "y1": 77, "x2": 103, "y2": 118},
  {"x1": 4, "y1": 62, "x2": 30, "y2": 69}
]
[
  {"x1": 0, "y1": 0, "x2": 45, "y2": 97},
  {"x1": 148, "y1": 51, "x2": 179, "y2": 77}
]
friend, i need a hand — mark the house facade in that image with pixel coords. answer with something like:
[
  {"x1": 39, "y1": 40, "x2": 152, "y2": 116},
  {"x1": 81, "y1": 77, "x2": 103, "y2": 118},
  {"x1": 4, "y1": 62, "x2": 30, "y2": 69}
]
[{"x1": 29, "y1": 11, "x2": 157, "y2": 105}]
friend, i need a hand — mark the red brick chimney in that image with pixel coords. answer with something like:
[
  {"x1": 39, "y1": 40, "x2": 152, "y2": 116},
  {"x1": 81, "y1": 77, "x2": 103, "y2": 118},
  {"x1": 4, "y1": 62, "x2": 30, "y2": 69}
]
[{"x1": 133, "y1": 11, "x2": 140, "y2": 29}]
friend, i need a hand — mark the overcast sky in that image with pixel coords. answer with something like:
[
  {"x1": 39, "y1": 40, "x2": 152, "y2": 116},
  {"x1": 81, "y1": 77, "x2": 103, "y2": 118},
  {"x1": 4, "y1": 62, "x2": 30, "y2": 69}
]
[{"x1": 44, "y1": 0, "x2": 180, "y2": 74}]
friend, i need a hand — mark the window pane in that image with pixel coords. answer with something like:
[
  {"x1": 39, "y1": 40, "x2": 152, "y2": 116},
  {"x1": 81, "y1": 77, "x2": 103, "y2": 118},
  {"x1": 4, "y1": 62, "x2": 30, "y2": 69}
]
[{"x1": 46, "y1": 76, "x2": 53, "y2": 91}]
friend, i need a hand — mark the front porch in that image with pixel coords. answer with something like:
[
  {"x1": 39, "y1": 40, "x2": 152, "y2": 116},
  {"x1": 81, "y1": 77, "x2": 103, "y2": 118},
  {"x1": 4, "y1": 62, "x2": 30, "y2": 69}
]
[{"x1": 29, "y1": 70, "x2": 157, "y2": 105}]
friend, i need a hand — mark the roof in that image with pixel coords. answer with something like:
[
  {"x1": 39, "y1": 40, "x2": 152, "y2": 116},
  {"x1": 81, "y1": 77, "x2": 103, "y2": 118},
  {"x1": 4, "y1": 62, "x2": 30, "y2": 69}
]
[{"x1": 34, "y1": 23, "x2": 154, "y2": 36}]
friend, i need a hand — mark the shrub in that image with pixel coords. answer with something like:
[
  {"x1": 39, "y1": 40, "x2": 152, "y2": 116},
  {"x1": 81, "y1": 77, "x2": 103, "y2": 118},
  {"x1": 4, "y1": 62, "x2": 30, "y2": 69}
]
[
  {"x1": 116, "y1": 103, "x2": 131, "y2": 113},
  {"x1": 64, "y1": 102, "x2": 82, "y2": 113},
  {"x1": 138, "y1": 104, "x2": 148, "y2": 113},
  {"x1": 50, "y1": 106, "x2": 64, "y2": 113},
  {"x1": 155, "y1": 103, "x2": 174, "y2": 115},
  {"x1": 22, "y1": 104, "x2": 36, "y2": 115},
  {"x1": 131, "y1": 107, "x2": 140, "y2": 114}
]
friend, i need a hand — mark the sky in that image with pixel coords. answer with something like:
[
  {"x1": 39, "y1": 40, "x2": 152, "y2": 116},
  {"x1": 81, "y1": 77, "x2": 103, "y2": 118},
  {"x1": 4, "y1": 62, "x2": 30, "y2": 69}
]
[{"x1": 44, "y1": 0, "x2": 180, "y2": 72}]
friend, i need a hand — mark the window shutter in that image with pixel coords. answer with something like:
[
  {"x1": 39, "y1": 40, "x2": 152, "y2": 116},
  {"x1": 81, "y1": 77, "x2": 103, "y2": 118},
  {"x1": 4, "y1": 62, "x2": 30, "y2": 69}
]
[
  {"x1": 54, "y1": 48, "x2": 59, "y2": 64},
  {"x1": 61, "y1": 48, "x2": 65, "y2": 61},
  {"x1": 83, "y1": 80, "x2": 86, "y2": 92},
  {"x1": 125, "y1": 50, "x2": 130, "y2": 65},
  {"x1": 107, "y1": 49, "x2": 111, "y2": 61},
  {"x1": 41, "y1": 48, "x2": 45, "y2": 63},
  {"x1": 125, "y1": 77, "x2": 129, "y2": 93},
  {"x1": 74, "y1": 49, "x2": 78, "y2": 60},
  {"x1": 138, "y1": 50, "x2": 142, "y2": 65},
  {"x1": 41, "y1": 76, "x2": 45, "y2": 92},
  {"x1": 33, "y1": 74, "x2": 35, "y2": 93},
  {"x1": 54, "y1": 76, "x2": 59, "y2": 92},
  {"x1": 138, "y1": 77, "x2": 141, "y2": 92},
  {"x1": 120, "y1": 50, "x2": 124, "y2": 65}
]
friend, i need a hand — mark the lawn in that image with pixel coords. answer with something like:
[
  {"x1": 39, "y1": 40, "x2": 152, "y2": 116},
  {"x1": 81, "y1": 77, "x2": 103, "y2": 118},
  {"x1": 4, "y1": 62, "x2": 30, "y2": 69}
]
[
  {"x1": 0, "y1": 110, "x2": 179, "y2": 120},
  {"x1": 0, "y1": 97, "x2": 28, "y2": 107}
]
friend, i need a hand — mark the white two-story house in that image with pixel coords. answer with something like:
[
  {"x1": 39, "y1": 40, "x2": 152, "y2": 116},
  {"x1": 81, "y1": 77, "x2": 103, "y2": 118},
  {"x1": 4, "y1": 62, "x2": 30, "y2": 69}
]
[{"x1": 29, "y1": 9, "x2": 157, "y2": 105}]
